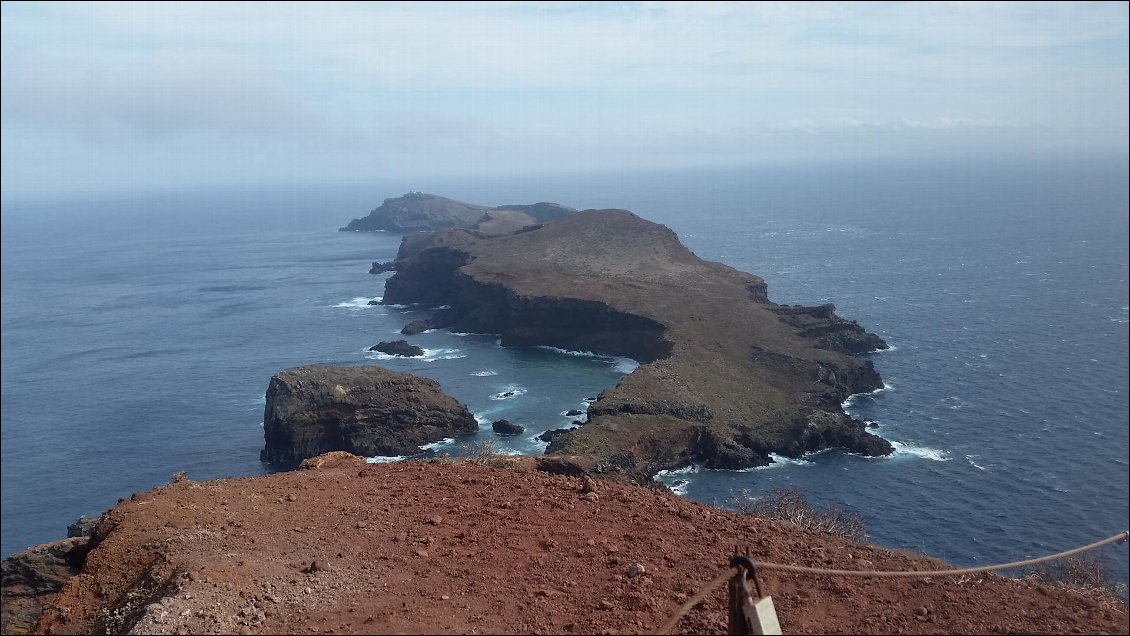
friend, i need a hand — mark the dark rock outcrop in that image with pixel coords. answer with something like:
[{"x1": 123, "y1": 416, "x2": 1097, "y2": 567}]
[
  {"x1": 564, "y1": 409, "x2": 584, "y2": 417},
  {"x1": 340, "y1": 192, "x2": 576, "y2": 233},
  {"x1": 400, "y1": 319, "x2": 432, "y2": 335},
  {"x1": 369, "y1": 261, "x2": 396, "y2": 274},
  {"x1": 491, "y1": 420, "x2": 525, "y2": 436},
  {"x1": 380, "y1": 209, "x2": 892, "y2": 480},
  {"x1": 66, "y1": 516, "x2": 97, "y2": 538},
  {"x1": 260, "y1": 365, "x2": 478, "y2": 463},
  {"x1": 369, "y1": 340, "x2": 424, "y2": 357},
  {"x1": 773, "y1": 304, "x2": 888, "y2": 354},
  {"x1": 0, "y1": 538, "x2": 86, "y2": 635},
  {"x1": 537, "y1": 428, "x2": 571, "y2": 444}
]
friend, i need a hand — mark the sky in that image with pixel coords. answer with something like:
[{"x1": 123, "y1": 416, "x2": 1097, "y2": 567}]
[{"x1": 2, "y1": 1, "x2": 1127, "y2": 199}]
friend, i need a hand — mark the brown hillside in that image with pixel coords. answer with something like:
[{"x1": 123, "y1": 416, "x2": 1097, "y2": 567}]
[{"x1": 30, "y1": 456, "x2": 1128, "y2": 635}]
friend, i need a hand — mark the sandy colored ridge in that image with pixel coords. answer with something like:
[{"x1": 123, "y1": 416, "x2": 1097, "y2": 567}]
[{"x1": 23, "y1": 453, "x2": 1128, "y2": 635}]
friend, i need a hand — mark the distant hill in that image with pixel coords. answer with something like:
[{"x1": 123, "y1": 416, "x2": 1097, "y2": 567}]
[{"x1": 339, "y1": 192, "x2": 576, "y2": 232}]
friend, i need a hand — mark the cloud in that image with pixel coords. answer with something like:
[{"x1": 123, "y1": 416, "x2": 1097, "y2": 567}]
[
  {"x1": 2, "y1": 49, "x2": 319, "y2": 143},
  {"x1": 1, "y1": 1, "x2": 1126, "y2": 198}
]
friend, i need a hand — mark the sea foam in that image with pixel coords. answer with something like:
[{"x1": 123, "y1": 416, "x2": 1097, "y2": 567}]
[
  {"x1": 890, "y1": 440, "x2": 950, "y2": 461},
  {"x1": 334, "y1": 296, "x2": 382, "y2": 309},
  {"x1": 841, "y1": 383, "x2": 892, "y2": 409},
  {"x1": 366, "y1": 455, "x2": 407, "y2": 464},
  {"x1": 490, "y1": 385, "x2": 527, "y2": 400},
  {"x1": 535, "y1": 345, "x2": 640, "y2": 374},
  {"x1": 419, "y1": 437, "x2": 455, "y2": 451}
]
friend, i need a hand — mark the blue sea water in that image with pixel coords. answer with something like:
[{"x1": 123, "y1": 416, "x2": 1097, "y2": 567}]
[{"x1": 3, "y1": 156, "x2": 1127, "y2": 587}]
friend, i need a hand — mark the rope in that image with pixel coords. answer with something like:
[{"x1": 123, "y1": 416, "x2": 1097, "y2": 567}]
[
  {"x1": 755, "y1": 530, "x2": 1128, "y2": 578},
  {"x1": 650, "y1": 530, "x2": 1127, "y2": 634},
  {"x1": 650, "y1": 566, "x2": 738, "y2": 635}
]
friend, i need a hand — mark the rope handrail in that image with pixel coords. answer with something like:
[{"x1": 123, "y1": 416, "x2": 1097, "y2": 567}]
[
  {"x1": 650, "y1": 530, "x2": 1128, "y2": 635},
  {"x1": 756, "y1": 530, "x2": 1129, "y2": 578}
]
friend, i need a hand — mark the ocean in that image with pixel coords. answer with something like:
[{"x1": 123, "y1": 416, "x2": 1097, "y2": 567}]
[{"x1": 3, "y1": 156, "x2": 1127, "y2": 587}]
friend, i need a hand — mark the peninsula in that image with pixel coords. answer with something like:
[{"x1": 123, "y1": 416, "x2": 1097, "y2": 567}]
[{"x1": 380, "y1": 208, "x2": 892, "y2": 482}]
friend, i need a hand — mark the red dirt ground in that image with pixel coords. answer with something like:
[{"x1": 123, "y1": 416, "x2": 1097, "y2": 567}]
[{"x1": 31, "y1": 454, "x2": 1130, "y2": 635}]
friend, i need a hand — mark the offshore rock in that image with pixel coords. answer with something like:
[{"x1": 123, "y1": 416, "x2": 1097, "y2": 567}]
[
  {"x1": 491, "y1": 419, "x2": 525, "y2": 436},
  {"x1": 369, "y1": 340, "x2": 424, "y2": 357},
  {"x1": 400, "y1": 319, "x2": 433, "y2": 335},
  {"x1": 382, "y1": 209, "x2": 892, "y2": 480},
  {"x1": 260, "y1": 365, "x2": 478, "y2": 463}
]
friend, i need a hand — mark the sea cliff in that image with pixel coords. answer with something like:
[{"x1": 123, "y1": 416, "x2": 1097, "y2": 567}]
[{"x1": 380, "y1": 209, "x2": 892, "y2": 482}]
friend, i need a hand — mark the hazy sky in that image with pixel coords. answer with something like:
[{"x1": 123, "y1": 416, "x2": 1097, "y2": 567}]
[{"x1": 2, "y1": 1, "x2": 1127, "y2": 199}]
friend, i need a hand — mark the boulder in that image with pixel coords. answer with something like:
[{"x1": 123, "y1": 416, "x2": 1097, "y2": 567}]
[
  {"x1": 369, "y1": 340, "x2": 424, "y2": 357},
  {"x1": 564, "y1": 409, "x2": 584, "y2": 417},
  {"x1": 492, "y1": 420, "x2": 525, "y2": 436},
  {"x1": 260, "y1": 365, "x2": 478, "y2": 463}
]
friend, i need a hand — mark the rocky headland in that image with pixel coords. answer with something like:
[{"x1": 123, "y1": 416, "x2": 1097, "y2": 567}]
[
  {"x1": 379, "y1": 208, "x2": 893, "y2": 482},
  {"x1": 340, "y1": 192, "x2": 576, "y2": 233},
  {"x1": 259, "y1": 365, "x2": 478, "y2": 463}
]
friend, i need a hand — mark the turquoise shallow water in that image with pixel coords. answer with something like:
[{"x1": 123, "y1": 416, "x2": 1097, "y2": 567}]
[{"x1": 3, "y1": 156, "x2": 1127, "y2": 585}]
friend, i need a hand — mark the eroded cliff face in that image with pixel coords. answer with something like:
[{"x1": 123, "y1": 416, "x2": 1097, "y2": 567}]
[
  {"x1": 0, "y1": 539, "x2": 86, "y2": 635},
  {"x1": 260, "y1": 365, "x2": 478, "y2": 463},
  {"x1": 379, "y1": 209, "x2": 891, "y2": 480}
]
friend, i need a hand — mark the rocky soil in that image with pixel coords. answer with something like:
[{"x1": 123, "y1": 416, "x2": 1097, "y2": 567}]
[{"x1": 15, "y1": 455, "x2": 1127, "y2": 635}]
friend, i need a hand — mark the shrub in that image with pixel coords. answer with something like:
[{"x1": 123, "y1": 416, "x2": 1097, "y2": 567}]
[
  {"x1": 732, "y1": 487, "x2": 867, "y2": 543},
  {"x1": 457, "y1": 440, "x2": 510, "y2": 468},
  {"x1": 1024, "y1": 555, "x2": 1127, "y2": 604}
]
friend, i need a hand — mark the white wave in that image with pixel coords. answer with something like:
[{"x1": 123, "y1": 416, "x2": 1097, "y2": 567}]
[
  {"x1": 419, "y1": 437, "x2": 455, "y2": 451},
  {"x1": 965, "y1": 455, "x2": 987, "y2": 471},
  {"x1": 474, "y1": 413, "x2": 490, "y2": 426},
  {"x1": 841, "y1": 383, "x2": 891, "y2": 409},
  {"x1": 366, "y1": 455, "x2": 407, "y2": 464},
  {"x1": 490, "y1": 385, "x2": 527, "y2": 400},
  {"x1": 653, "y1": 466, "x2": 698, "y2": 496},
  {"x1": 667, "y1": 480, "x2": 691, "y2": 496},
  {"x1": 768, "y1": 453, "x2": 815, "y2": 467},
  {"x1": 613, "y1": 357, "x2": 640, "y2": 373},
  {"x1": 535, "y1": 345, "x2": 640, "y2": 374},
  {"x1": 334, "y1": 296, "x2": 382, "y2": 309},
  {"x1": 363, "y1": 350, "x2": 397, "y2": 361},
  {"x1": 655, "y1": 464, "x2": 701, "y2": 477},
  {"x1": 470, "y1": 370, "x2": 498, "y2": 377},
  {"x1": 890, "y1": 440, "x2": 951, "y2": 461},
  {"x1": 711, "y1": 453, "x2": 815, "y2": 473},
  {"x1": 419, "y1": 348, "x2": 466, "y2": 362}
]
